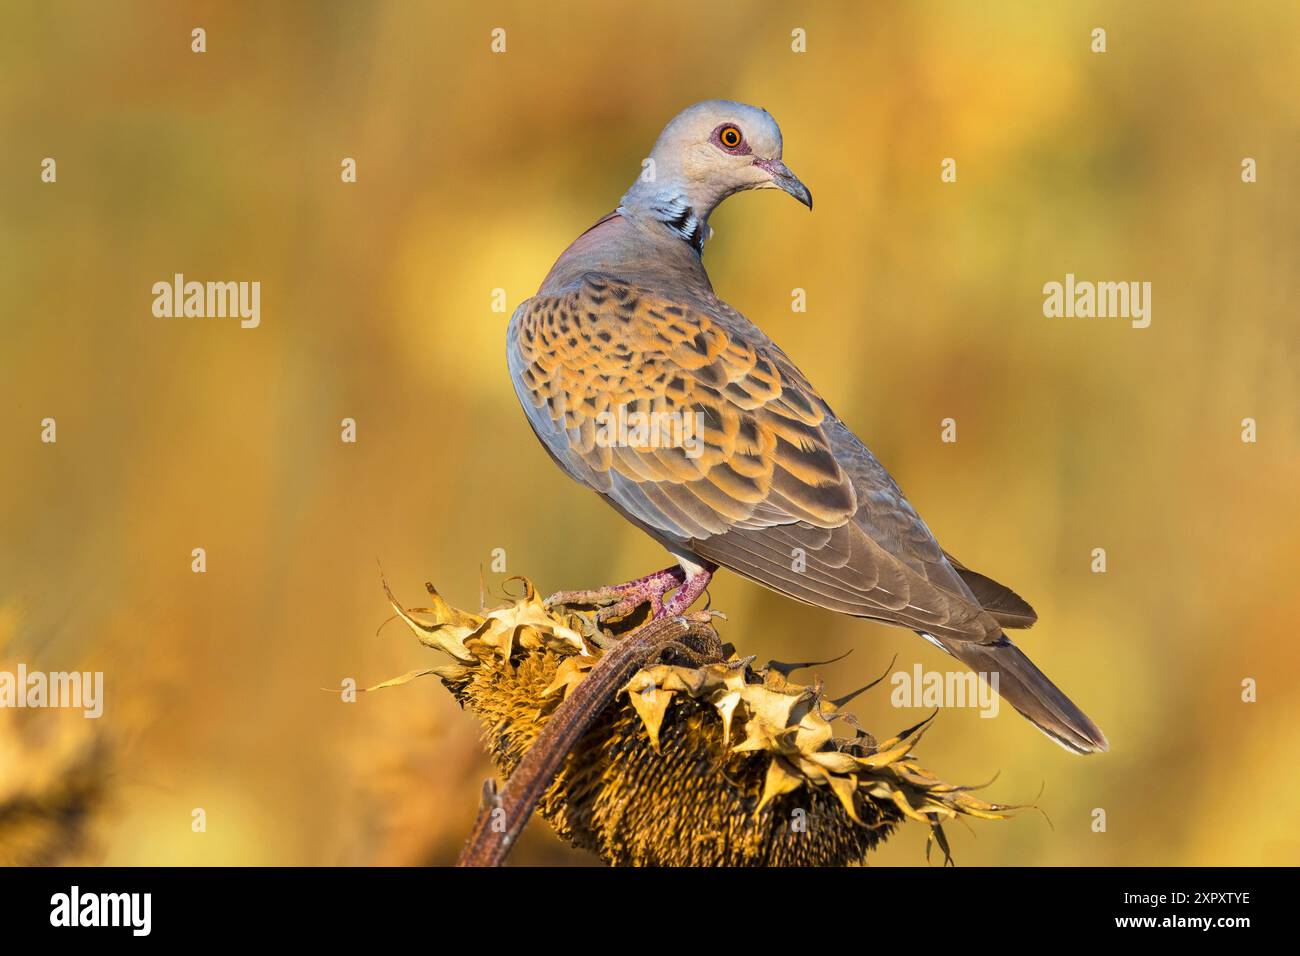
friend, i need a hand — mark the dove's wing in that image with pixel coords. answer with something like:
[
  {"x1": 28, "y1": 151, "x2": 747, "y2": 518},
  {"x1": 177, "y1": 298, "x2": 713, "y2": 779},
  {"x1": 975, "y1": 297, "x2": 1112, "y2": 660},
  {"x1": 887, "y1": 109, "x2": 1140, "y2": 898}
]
[{"x1": 508, "y1": 273, "x2": 1000, "y2": 644}]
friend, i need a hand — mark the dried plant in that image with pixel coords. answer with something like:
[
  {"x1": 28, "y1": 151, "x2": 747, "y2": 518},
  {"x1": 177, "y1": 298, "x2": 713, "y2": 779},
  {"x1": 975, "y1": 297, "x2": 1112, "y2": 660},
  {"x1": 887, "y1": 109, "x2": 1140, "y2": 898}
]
[
  {"x1": 371, "y1": 577, "x2": 1014, "y2": 866},
  {"x1": 0, "y1": 641, "x2": 111, "y2": 866}
]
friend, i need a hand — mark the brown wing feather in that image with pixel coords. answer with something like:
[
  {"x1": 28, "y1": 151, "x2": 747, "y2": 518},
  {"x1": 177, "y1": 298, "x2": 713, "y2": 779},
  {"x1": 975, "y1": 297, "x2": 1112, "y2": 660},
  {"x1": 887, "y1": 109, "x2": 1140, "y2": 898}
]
[
  {"x1": 509, "y1": 274, "x2": 1001, "y2": 643},
  {"x1": 943, "y1": 552, "x2": 1038, "y2": 629}
]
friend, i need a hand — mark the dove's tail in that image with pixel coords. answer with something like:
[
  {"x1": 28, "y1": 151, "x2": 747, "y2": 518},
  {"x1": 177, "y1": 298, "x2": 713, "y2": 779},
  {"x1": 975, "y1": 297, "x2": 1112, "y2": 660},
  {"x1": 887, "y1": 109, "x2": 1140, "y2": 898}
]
[{"x1": 923, "y1": 631, "x2": 1109, "y2": 755}]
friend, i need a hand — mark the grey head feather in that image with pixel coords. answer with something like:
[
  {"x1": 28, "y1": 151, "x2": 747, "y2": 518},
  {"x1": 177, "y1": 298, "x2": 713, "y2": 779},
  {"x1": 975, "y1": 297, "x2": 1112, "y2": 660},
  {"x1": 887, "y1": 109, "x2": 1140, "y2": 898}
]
[{"x1": 618, "y1": 100, "x2": 787, "y2": 253}]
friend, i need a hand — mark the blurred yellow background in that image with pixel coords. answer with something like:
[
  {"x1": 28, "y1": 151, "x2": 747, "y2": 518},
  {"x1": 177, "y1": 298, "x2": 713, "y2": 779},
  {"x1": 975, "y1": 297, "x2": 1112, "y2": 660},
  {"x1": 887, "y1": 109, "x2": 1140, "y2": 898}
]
[{"x1": 2, "y1": 0, "x2": 1297, "y2": 866}]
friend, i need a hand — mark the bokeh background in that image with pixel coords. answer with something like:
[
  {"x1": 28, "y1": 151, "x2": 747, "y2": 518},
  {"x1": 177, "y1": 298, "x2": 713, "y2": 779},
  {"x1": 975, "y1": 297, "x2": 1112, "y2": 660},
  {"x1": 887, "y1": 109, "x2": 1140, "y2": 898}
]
[{"x1": 2, "y1": 0, "x2": 1297, "y2": 866}]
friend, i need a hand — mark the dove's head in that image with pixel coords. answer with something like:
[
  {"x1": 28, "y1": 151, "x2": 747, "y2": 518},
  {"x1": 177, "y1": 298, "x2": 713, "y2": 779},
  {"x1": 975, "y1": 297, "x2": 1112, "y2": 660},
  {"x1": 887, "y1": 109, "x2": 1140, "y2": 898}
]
[{"x1": 619, "y1": 100, "x2": 811, "y2": 250}]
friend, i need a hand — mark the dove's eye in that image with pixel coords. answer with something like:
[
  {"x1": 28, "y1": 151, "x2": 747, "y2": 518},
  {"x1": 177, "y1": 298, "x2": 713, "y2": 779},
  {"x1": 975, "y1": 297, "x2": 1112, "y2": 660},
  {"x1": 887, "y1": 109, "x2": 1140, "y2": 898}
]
[{"x1": 717, "y1": 125, "x2": 743, "y2": 150}]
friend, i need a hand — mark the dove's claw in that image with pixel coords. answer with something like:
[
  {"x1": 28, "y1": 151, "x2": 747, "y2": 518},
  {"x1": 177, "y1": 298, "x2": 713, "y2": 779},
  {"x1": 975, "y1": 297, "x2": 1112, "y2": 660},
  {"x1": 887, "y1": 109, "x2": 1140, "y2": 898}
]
[{"x1": 549, "y1": 565, "x2": 689, "y2": 623}]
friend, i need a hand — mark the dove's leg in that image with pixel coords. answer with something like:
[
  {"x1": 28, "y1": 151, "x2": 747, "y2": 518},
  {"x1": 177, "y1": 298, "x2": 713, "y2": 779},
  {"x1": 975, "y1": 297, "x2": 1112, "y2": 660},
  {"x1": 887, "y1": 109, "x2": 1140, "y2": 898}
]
[
  {"x1": 545, "y1": 566, "x2": 686, "y2": 615},
  {"x1": 597, "y1": 563, "x2": 713, "y2": 624},
  {"x1": 546, "y1": 556, "x2": 715, "y2": 625},
  {"x1": 656, "y1": 558, "x2": 714, "y2": 620}
]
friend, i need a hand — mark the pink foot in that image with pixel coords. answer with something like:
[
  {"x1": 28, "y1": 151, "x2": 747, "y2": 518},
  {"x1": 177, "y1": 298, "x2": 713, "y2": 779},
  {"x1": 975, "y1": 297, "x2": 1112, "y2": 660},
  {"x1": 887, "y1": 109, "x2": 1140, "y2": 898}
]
[
  {"x1": 546, "y1": 560, "x2": 714, "y2": 625},
  {"x1": 656, "y1": 564, "x2": 713, "y2": 620}
]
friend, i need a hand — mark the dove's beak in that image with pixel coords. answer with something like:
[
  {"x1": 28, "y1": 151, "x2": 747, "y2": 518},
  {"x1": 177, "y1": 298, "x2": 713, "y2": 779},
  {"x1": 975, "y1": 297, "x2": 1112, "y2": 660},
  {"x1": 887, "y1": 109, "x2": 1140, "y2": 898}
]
[{"x1": 755, "y1": 158, "x2": 813, "y2": 210}]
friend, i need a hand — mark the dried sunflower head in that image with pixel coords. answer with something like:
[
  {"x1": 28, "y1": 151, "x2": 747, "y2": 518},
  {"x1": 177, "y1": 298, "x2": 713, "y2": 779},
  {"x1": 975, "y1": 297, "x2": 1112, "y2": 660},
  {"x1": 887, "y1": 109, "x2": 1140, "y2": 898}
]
[{"x1": 371, "y1": 577, "x2": 1013, "y2": 866}]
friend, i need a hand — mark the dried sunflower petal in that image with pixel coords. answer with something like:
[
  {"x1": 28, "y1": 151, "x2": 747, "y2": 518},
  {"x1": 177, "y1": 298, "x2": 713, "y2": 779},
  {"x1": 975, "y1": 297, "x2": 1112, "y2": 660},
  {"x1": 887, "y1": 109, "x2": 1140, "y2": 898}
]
[{"x1": 372, "y1": 577, "x2": 1015, "y2": 866}]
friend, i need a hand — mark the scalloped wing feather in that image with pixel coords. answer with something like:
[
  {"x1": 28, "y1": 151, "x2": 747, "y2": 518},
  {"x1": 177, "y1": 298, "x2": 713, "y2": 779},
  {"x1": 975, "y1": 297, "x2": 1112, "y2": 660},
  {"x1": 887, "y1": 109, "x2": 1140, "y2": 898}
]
[{"x1": 508, "y1": 273, "x2": 1001, "y2": 643}]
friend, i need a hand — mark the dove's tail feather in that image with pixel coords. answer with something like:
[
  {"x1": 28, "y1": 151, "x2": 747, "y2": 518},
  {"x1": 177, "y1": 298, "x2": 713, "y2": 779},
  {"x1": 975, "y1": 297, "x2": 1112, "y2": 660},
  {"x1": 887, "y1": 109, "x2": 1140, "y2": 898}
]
[{"x1": 924, "y1": 632, "x2": 1109, "y2": 755}]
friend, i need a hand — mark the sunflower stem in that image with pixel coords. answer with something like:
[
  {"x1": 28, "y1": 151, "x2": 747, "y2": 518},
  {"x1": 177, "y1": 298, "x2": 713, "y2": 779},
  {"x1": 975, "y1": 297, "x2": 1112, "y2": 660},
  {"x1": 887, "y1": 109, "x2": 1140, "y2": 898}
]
[{"x1": 455, "y1": 612, "x2": 714, "y2": 867}]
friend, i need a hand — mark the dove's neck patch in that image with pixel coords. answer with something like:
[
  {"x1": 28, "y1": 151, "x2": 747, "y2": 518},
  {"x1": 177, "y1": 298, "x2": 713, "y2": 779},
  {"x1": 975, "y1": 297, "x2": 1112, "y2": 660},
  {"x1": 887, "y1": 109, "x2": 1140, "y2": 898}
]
[{"x1": 619, "y1": 190, "x2": 707, "y2": 255}]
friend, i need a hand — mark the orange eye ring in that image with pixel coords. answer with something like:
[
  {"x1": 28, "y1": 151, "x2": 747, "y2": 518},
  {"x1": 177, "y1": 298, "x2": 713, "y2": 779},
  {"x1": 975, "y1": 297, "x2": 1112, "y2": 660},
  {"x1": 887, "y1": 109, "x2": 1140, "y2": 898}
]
[{"x1": 719, "y1": 125, "x2": 743, "y2": 149}]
